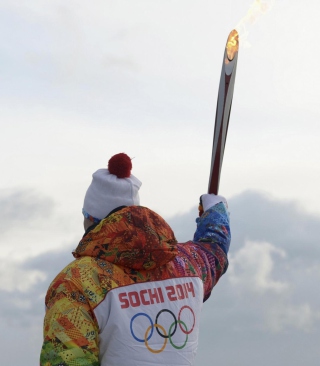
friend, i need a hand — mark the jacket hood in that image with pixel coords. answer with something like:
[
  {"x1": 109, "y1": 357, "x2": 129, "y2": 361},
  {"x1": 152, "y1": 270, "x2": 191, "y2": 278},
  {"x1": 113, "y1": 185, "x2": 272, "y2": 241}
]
[{"x1": 74, "y1": 206, "x2": 178, "y2": 270}]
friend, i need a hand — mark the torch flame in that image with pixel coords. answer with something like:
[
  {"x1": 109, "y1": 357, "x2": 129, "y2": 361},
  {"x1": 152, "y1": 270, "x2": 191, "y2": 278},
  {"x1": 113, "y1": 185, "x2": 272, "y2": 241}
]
[
  {"x1": 235, "y1": 0, "x2": 275, "y2": 48},
  {"x1": 226, "y1": 30, "x2": 239, "y2": 61}
]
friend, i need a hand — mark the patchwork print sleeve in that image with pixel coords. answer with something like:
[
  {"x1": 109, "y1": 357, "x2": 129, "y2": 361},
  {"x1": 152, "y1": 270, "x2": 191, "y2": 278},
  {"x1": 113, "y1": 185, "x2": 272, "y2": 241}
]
[
  {"x1": 194, "y1": 202, "x2": 230, "y2": 255},
  {"x1": 193, "y1": 202, "x2": 230, "y2": 299},
  {"x1": 175, "y1": 202, "x2": 230, "y2": 302},
  {"x1": 40, "y1": 260, "x2": 101, "y2": 366}
]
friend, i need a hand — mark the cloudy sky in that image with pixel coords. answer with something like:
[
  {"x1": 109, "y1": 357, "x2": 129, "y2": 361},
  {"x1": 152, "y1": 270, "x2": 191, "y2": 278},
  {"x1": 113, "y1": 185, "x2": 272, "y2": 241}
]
[{"x1": 1, "y1": 0, "x2": 320, "y2": 365}]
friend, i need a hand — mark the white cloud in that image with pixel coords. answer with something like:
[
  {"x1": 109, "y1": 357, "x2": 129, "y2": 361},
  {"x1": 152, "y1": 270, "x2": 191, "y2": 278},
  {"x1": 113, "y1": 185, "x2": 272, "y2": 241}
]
[
  {"x1": 228, "y1": 240, "x2": 288, "y2": 293},
  {"x1": 0, "y1": 188, "x2": 54, "y2": 226},
  {"x1": 0, "y1": 188, "x2": 75, "y2": 260},
  {"x1": 266, "y1": 303, "x2": 319, "y2": 333},
  {"x1": 0, "y1": 261, "x2": 46, "y2": 293}
]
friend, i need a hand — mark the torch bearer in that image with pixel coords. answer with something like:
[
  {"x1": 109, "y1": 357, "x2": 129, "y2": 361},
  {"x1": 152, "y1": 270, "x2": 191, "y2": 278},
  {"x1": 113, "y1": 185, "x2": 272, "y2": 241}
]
[{"x1": 208, "y1": 30, "x2": 239, "y2": 194}]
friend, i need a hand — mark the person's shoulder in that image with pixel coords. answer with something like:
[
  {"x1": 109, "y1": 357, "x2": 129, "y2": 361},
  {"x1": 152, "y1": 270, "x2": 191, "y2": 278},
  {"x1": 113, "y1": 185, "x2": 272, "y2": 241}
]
[
  {"x1": 46, "y1": 256, "x2": 107, "y2": 308},
  {"x1": 47, "y1": 256, "x2": 101, "y2": 291}
]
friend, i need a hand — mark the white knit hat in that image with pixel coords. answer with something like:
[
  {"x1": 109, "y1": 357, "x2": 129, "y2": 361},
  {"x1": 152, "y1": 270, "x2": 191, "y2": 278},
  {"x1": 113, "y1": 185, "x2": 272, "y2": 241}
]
[{"x1": 83, "y1": 153, "x2": 142, "y2": 221}]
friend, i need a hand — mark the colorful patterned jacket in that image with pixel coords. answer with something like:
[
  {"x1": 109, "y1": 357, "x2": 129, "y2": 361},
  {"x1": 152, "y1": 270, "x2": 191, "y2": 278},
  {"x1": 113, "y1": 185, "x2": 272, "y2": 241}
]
[{"x1": 40, "y1": 202, "x2": 230, "y2": 366}]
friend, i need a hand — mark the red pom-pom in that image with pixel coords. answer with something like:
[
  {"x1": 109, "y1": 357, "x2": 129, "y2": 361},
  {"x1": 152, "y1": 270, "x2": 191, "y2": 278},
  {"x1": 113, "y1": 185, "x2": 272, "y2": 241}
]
[{"x1": 108, "y1": 153, "x2": 132, "y2": 178}]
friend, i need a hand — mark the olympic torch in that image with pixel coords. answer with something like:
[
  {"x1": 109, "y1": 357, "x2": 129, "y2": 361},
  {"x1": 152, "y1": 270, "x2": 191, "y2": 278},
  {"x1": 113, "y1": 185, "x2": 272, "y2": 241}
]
[{"x1": 208, "y1": 30, "x2": 239, "y2": 194}]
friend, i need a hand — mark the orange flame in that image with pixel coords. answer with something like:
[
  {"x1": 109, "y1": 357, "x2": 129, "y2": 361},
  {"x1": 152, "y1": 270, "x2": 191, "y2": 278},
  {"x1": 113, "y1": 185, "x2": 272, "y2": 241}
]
[
  {"x1": 235, "y1": 0, "x2": 275, "y2": 47},
  {"x1": 226, "y1": 30, "x2": 239, "y2": 61}
]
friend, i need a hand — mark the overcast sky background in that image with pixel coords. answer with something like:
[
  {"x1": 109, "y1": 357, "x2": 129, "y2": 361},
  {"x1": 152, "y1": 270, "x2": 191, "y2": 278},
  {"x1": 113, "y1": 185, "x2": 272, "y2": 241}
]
[{"x1": 1, "y1": 0, "x2": 320, "y2": 365}]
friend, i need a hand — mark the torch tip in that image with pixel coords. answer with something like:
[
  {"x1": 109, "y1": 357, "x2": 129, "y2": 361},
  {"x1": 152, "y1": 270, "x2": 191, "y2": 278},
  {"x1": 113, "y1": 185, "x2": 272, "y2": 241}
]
[{"x1": 226, "y1": 29, "x2": 239, "y2": 61}]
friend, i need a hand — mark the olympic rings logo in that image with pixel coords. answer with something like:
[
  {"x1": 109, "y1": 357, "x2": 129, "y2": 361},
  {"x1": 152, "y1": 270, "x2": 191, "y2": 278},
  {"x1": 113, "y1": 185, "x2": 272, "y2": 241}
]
[{"x1": 130, "y1": 306, "x2": 195, "y2": 353}]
